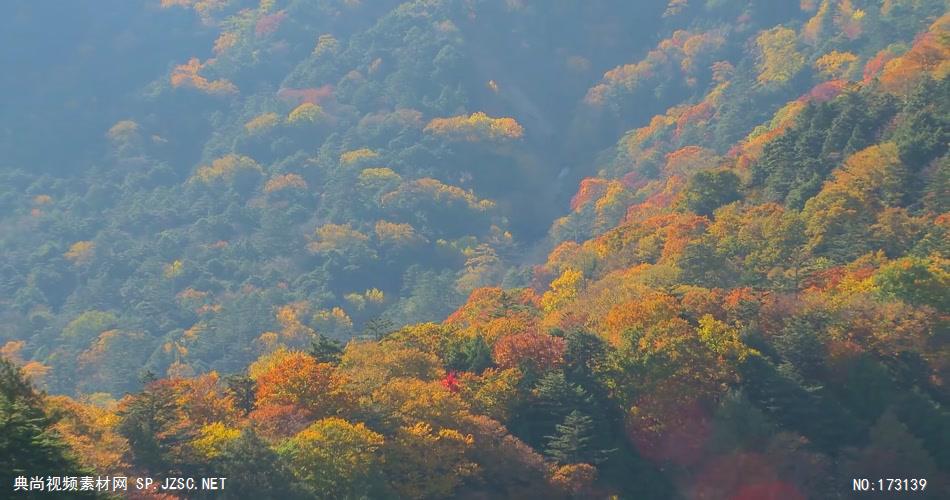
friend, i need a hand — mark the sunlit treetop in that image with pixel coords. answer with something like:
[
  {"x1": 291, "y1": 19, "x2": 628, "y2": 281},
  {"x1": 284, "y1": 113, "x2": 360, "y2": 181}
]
[
  {"x1": 264, "y1": 173, "x2": 308, "y2": 194},
  {"x1": 190, "y1": 154, "x2": 263, "y2": 184},
  {"x1": 171, "y1": 58, "x2": 238, "y2": 96},
  {"x1": 878, "y1": 14, "x2": 950, "y2": 94},
  {"x1": 245, "y1": 112, "x2": 280, "y2": 135},
  {"x1": 381, "y1": 178, "x2": 496, "y2": 212},
  {"x1": 425, "y1": 112, "x2": 524, "y2": 142},
  {"x1": 213, "y1": 31, "x2": 238, "y2": 55},
  {"x1": 340, "y1": 148, "x2": 380, "y2": 166},
  {"x1": 755, "y1": 27, "x2": 805, "y2": 85},
  {"x1": 358, "y1": 168, "x2": 402, "y2": 186},
  {"x1": 308, "y1": 224, "x2": 371, "y2": 254},
  {"x1": 313, "y1": 34, "x2": 340, "y2": 57},
  {"x1": 815, "y1": 51, "x2": 860, "y2": 80},
  {"x1": 375, "y1": 221, "x2": 426, "y2": 247},
  {"x1": 106, "y1": 120, "x2": 140, "y2": 142},
  {"x1": 64, "y1": 241, "x2": 95, "y2": 266},
  {"x1": 288, "y1": 102, "x2": 324, "y2": 125},
  {"x1": 585, "y1": 29, "x2": 726, "y2": 106}
]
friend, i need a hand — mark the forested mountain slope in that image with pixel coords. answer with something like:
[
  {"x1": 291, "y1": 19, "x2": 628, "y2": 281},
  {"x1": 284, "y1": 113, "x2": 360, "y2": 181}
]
[{"x1": 1, "y1": 0, "x2": 948, "y2": 498}]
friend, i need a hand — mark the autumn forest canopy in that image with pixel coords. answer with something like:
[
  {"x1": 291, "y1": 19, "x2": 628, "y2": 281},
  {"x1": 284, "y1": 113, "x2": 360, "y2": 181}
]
[{"x1": 1, "y1": 0, "x2": 949, "y2": 498}]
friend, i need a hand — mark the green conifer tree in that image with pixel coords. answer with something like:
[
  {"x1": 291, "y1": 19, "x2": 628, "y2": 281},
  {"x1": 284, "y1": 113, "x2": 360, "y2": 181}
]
[
  {"x1": 308, "y1": 333, "x2": 344, "y2": 364},
  {"x1": 0, "y1": 359, "x2": 95, "y2": 498},
  {"x1": 545, "y1": 410, "x2": 606, "y2": 465}
]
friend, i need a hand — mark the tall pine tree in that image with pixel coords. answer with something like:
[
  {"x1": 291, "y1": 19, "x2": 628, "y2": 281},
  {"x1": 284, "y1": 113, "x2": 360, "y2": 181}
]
[{"x1": 0, "y1": 358, "x2": 95, "y2": 498}]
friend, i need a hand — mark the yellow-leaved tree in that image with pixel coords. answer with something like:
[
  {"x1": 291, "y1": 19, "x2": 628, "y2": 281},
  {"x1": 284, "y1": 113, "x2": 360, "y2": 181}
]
[
  {"x1": 278, "y1": 418, "x2": 385, "y2": 498},
  {"x1": 756, "y1": 27, "x2": 805, "y2": 84}
]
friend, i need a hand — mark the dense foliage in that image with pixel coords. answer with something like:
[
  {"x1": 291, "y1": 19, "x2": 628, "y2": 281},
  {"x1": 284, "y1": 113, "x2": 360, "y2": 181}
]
[{"x1": 2, "y1": 0, "x2": 948, "y2": 498}]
